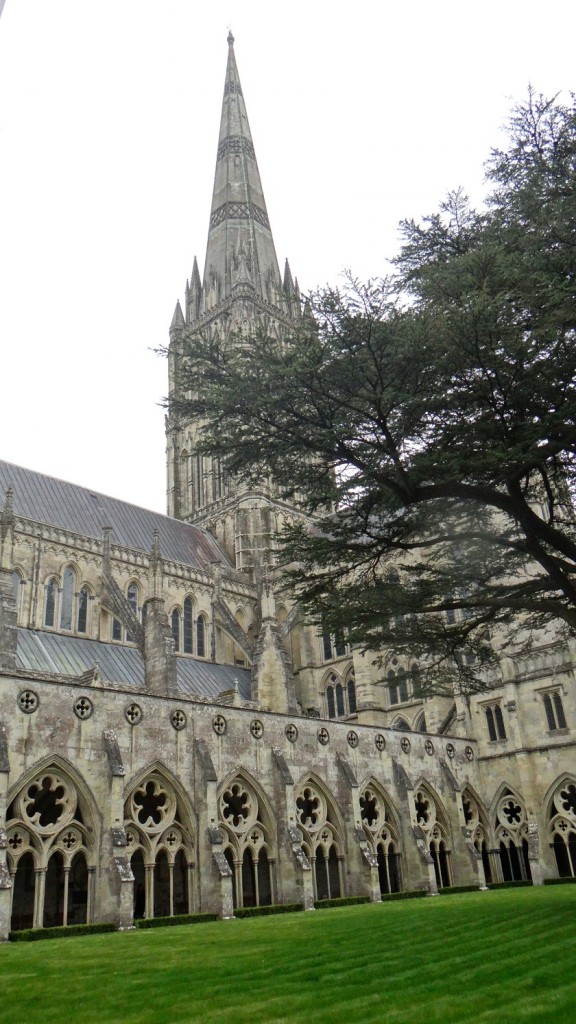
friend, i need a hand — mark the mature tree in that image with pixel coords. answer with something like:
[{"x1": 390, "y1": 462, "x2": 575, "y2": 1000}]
[{"x1": 170, "y1": 90, "x2": 576, "y2": 694}]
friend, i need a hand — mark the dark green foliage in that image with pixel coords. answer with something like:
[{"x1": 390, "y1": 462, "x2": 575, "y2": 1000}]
[
  {"x1": 9, "y1": 922, "x2": 116, "y2": 942},
  {"x1": 170, "y1": 90, "x2": 576, "y2": 695},
  {"x1": 233, "y1": 902, "x2": 304, "y2": 918},
  {"x1": 438, "y1": 884, "x2": 484, "y2": 895},
  {"x1": 315, "y1": 895, "x2": 372, "y2": 908},
  {"x1": 487, "y1": 880, "x2": 533, "y2": 890},
  {"x1": 543, "y1": 876, "x2": 576, "y2": 885},
  {"x1": 379, "y1": 889, "x2": 428, "y2": 901},
  {"x1": 135, "y1": 912, "x2": 219, "y2": 928}
]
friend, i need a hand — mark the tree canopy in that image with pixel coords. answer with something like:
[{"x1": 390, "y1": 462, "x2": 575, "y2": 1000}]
[{"x1": 170, "y1": 90, "x2": 576, "y2": 695}]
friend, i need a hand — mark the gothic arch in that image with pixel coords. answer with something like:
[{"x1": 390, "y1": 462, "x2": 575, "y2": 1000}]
[
  {"x1": 412, "y1": 780, "x2": 453, "y2": 888},
  {"x1": 123, "y1": 761, "x2": 197, "y2": 835},
  {"x1": 490, "y1": 783, "x2": 532, "y2": 883},
  {"x1": 544, "y1": 774, "x2": 576, "y2": 878},
  {"x1": 217, "y1": 768, "x2": 277, "y2": 908},
  {"x1": 391, "y1": 715, "x2": 412, "y2": 731},
  {"x1": 6, "y1": 756, "x2": 99, "y2": 931},
  {"x1": 294, "y1": 773, "x2": 346, "y2": 900},
  {"x1": 6, "y1": 753, "x2": 100, "y2": 837},
  {"x1": 461, "y1": 784, "x2": 493, "y2": 882},
  {"x1": 358, "y1": 777, "x2": 403, "y2": 894},
  {"x1": 124, "y1": 762, "x2": 196, "y2": 919}
]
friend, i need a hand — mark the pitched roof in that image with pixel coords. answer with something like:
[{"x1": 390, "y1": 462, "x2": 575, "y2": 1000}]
[
  {"x1": 0, "y1": 459, "x2": 231, "y2": 570},
  {"x1": 16, "y1": 628, "x2": 252, "y2": 700}
]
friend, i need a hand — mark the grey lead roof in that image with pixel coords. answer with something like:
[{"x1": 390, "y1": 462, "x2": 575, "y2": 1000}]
[
  {"x1": 0, "y1": 460, "x2": 231, "y2": 569},
  {"x1": 16, "y1": 628, "x2": 252, "y2": 701}
]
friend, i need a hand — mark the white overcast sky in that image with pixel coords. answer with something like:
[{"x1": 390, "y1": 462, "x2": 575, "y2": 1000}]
[{"x1": 0, "y1": 1, "x2": 574, "y2": 514}]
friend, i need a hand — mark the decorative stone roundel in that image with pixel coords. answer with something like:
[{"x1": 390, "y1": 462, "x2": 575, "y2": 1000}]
[
  {"x1": 401, "y1": 736, "x2": 411, "y2": 753},
  {"x1": 554, "y1": 781, "x2": 576, "y2": 821},
  {"x1": 171, "y1": 709, "x2": 187, "y2": 731},
  {"x1": 317, "y1": 727, "x2": 330, "y2": 746},
  {"x1": 496, "y1": 794, "x2": 526, "y2": 831},
  {"x1": 125, "y1": 702, "x2": 142, "y2": 725},
  {"x1": 285, "y1": 723, "x2": 298, "y2": 743},
  {"x1": 296, "y1": 784, "x2": 326, "y2": 832},
  {"x1": 425, "y1": 738, "x2": 435, "y2": 756},
  {"x1": 347, "y1": 730, "x2": 359, "y2": 749},
  {"x1": 220, "y1": 782, "x2": 257, "y2": 833},
  {"x1": 465, "y1": 745, "x2": 474, "y2": 761},
  {"x1": 18, "y1": 689, "x2": 39, "y2": 714},
  {"x1": 375, "y1": 733, "x2": 386, "y2": 752},
  {"x1": 130, "y1": 776, "x2": 175, "y2": 833},
  {"x1": 250, "y1": 719, "x2": 264, "y2": 739},
  {"x1": 74, "y1": 696, "x2": 93, "y2": 720},
  {"x1": 213, "y1": 714, "x2": 227, "y2": 735},
  {"x1": 446, "y1": 742, "x2": 456, "y2": 759},
  {"x1": 18, "y1": 772, "x2": 75, "y2": 835}
]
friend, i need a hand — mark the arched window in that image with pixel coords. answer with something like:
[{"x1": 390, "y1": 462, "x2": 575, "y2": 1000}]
[
  {"x1": 219, "y1": 775, "x2": 275, "y2": 909},
  {"x1": 7, "y1": 767, "x2": 95, "y2": 930},
  {"x1": 183, "y1": 597, "x2": 194, "y2": 654},
  {"x1": 387, "y1": 665, "x2": 410, "y2": 706},
  {"x1": 77, "y1": 587, "x2": 89, "y2": 634},
  {"x1": 325, "y1": 669, "x2": 356, "y2": 719},
  {"x1": 11, "y1": 570, "x2": 23, "y2": 622},
  {"x1": 543, "y1": 691, "x2": 567, "y2": 731},
  {"x1": 494, "y1": 791, "x2": 531, "y2": 882},
  {"x1": 127, "y1": 583, "x2": 139, "y2": 618},
  {"x1": 44, "y1": 578, "x2": 58, "y2": 628},
  {"x1": 549, "y1": 780, "x2": 576, "y2": 878},
  {"x1": 171, "y1": 609, "x2": 181, "y2": 652},
  {"x1": 347, "y1": 672, "x2": 357, "y2": 714},
  {"x1": 321, "y1": 629, "x2": 348, "y2": 661},
  {"x1": 196, "y1": 615, "x2": 206, "y2": 658},
  {"x1": 295, "y1": 781, "x2": 344, "y2": 902},
  {"x1": 125, "y1": 771, "x2": 195, "y2": 920},
  {"x1": 60, "y1": 567, "x2": 75, "y2": 630},
  {"x1": 360, "y1": 784, "x2": 402, "y2": 895}
]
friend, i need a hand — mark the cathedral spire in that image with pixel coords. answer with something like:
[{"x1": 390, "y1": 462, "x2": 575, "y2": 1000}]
[{"x1": 202, "y1": 33, "x2": 282, "y2": 309}]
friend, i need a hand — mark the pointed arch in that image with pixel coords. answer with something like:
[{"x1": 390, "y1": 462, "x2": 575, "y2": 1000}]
[
  {"x1": 391, "y1": 715, "x2": 411, "y2": 732},
  {"x1": 217, "y1": 768, "x2": 277, "y2": 908},
  {"x1": 490, "y1": 783, "x2": 531, "y2": 883},
  {"x1": 44, "y1": 575, "x2": 59, "y2": 627},
  {"x1": 60, "y1": 564, "x2": 77, "y2": 630},
  {"x1": 544, "y1": 774, "x2": 576, "y2": 879},
  {"x1": 412, "y1": 780, "x2": 453, "y2": 888},
  {"x1": 6, "y1": 756, "x2": 99, "y2": 930},
  {"x1": 124, "y1": 761, "x2": 196, "y2": 919},
  {"x1": 462, "y1": 784, "x2": 493, "y2": 883},
  {"x1": 294, "y1": 772, "x2": 346, "y2": 901},
  {"x1": 358, "y1": 777, "x2": 403, "y2": 894}
]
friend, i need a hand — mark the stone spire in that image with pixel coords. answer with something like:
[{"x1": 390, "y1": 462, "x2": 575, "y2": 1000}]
[{"x1": 201, "y1": 32, "x2": 283, "y2": 311}]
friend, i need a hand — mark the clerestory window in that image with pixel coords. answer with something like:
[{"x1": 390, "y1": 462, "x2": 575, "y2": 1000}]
[
  {"x1": 543, "y1": 690, "x2": 567, "y2": 731},
  {"x1": 485, "y1": 702, "x2": 506, "y2": 741}
]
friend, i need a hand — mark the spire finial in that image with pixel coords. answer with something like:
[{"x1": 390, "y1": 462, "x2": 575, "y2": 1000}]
[{"x1": 227, "y1": 30, "x2": 234, "y2": 46}]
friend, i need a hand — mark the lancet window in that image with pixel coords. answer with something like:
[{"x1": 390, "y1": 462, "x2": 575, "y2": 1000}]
[
  {"x1": 7, "y1": 767, "x2": 95, "y2": 931},
  {"x1": 413, "y1": 786, "x2": 452, "y2": 888},
  {"x1": 295, "y1": 780, "x2": 344, "y2": 901},
  {"x1": 360, "y1": 783, "x2": 402, "y2": 894},
  {"x1": 219, "y1": 776, "x2": 275, "y2": 909},
  {"x1": 124, "y1": 771, "x2": 195, "y2": 920},
  {"x1": 324, "y1": 668, "x2": 356, "y2": 719},
  {"x1": 549, "y1": 778, "x2": 576, "y2": 878},
  {"x1": 494, "y1": 789, "x2": 531, "y2": 882},
  {"x1": 462, "y1": 789, "x2": 493, "y2": 883}
]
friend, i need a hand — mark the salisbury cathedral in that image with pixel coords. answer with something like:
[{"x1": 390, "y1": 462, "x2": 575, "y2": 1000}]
[{"x1": 0, "y1": 35, "x2": 575, "y2": 940}]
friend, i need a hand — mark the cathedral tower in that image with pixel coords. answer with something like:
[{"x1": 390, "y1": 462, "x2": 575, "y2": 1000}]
[{"x1": 166, "y1": 33, "x2": 301, "y2": 573}]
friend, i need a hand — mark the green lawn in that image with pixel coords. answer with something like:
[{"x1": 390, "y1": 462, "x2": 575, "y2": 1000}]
[{"x1": 2, "y1": 887, "x2": 576, "y2": 1024}]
